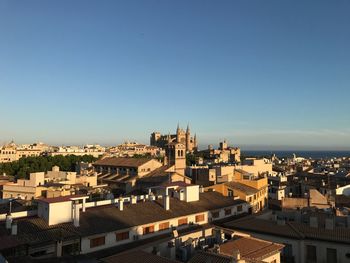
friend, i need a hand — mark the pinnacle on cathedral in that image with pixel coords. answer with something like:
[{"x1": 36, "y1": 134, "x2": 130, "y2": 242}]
[{"x1": 150, "y1": 124, "x2": 198, "y2": 153}]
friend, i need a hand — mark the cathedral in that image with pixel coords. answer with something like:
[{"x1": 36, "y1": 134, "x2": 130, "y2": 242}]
[{"x1": 150, "y1": 124, "x2": 198, "y2": 153}]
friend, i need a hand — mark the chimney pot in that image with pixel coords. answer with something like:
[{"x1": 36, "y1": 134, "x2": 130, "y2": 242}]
[
  {"x1": 6, "y1": 215, "x2": 13, "y2": 230},
  {"x1": 119, "y1": 198, "x2": 124, "y2": 211},
  {"x1": 232, "y1": 249, "x2": 241, "y2": 260},
  {"x1": 164, "y1": 195, "x2": 170, "y2": 211},
  {"x1": 73, "y1": 203, "x2": 80, "y2": 227},
  {"x1": 131, "y1": 195, "x2": 137, "y2": 204},
  {"x1": 11, "y1": 223, "x2": 17, "y2": 235}
]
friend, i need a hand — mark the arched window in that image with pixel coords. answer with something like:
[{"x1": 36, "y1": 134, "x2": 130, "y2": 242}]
[{"x1": 178, "y1": 150, "x2": 181, "y2": 156}]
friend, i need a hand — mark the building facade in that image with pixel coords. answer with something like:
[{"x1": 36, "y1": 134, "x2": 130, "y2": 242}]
[{"x1": 150, "y1": 124, "x2": 198, "y2": 153}]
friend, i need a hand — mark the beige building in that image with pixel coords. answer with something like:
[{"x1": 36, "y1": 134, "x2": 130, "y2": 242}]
[
  {"x1": 108, "y1": 141, "x2": 165, "y2": 157},
  {"x1": 197, "y1": 140, "x2": 241, "y2": 164},
  {"x1": 236, "y1": 158, "x2": 273, "y2": 177},
  {"x1": 212, "y1": 236, "x2": 284, "y2": 263},
  {"x1": 224, "y1": 212, "x2": 350, "y2": 263},
  {"x1": 0, "y1": 184, "x2": 251, "y2": 260},
  {"x1": 93, "y1": 144, "x2": 190, "y2": 194},
  {"x1": 0, "y1": 141, "x2": 49, "y2": 163},
  {"x1": 1, "y1": 166, "x2": 98, "y2": 200},
  {"x1": 0, "y1": 141, "x2": 18, "y2": 163},
  {"x1": 205, "y1": 169, "x2": 268, "y2": 213},
  {"x1": 150, "y1": 124, "x2": 198, "y2": 153},
  {"x1": 49, "y1": 145, "x2": 105, "y2": 158}
]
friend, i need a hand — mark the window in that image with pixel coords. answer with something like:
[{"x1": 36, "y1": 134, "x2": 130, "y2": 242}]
[
  {"x1": 326, "y1": 248, "x2": 337, "y2": 263},
  {"x1": 237, "y1": 205, "x2": 242, "y2": 212},
  {"x1": 212, "y1": 211, "x2": 220, "y2": 218},
  {"x1": 143, "y1": 225, "x2": 155, "y2": 235},
  {"x1": 224, "y1": 208, "x2": 232, "y2": 216},
  {"x1": 195, "y1": 214, "x2": 205, "y2": 222},
  {"x1": 90, "y1": 236, "x2": 105, "y2": 248},
  {"x1": 159, "y1": 222, "x2": 170, "y2": 231},
  {"x1": 116, "y1": 231, "x2": 129, "y2": 241},
  {"x1": 178, "y1": 218, "x2": 188, "y2": 226},
  {"x1": 228, "y1": 189, "x2": 233, "y2": 197},
  {"x1": 306, "y1": 245, "x2": 317, "y2": 263}
]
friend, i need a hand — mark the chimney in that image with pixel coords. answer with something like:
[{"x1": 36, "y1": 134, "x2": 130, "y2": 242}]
[
  {"x1": 232, "y1": 249, "x2": 241, "y2": 260},
  {"x1": 199, "y1": 185, "x2": 204, "y2": 193},
  {"x1": 11, "y1": 223, "x2": 17, "y2": 235},
  {"x1": 164, "y1": 195, "x2": 170, "y2": 211},
  {"x1": 149, "y1": 192, "x2": 156, "y2": 201},
  {"x1": 213, "y1": 244, "x2": 220, "y2": 253},
  {"x1": 309, "y1": 217, "x2": 318, "y2": 228},
  {"x1": 131, "y1": 195, "x2": 137, "y2": 204},
  {"x1": 6, "y1": 214, "x2": 12, "y2": 230},
  {"x1": 82, "y1": 198, "x2": 86, "y2": 213},
  {"x1": 73, "y1": 202, "x2": 80, "y2": 227},
  {"x1": 119, "y1": 198, "x2": 124, "y2": 211}
]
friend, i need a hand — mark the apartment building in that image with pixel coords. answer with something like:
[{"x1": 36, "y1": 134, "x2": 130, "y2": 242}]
[
  {"x1": 107, "y1": 141, "x2": 165, "y2": 157},
  {"x1": 0, "y1": 142, "x2": 49, "y2": 163},
  {"x1": 204, "y1": 169, "x2": 268, "y2": 213},
  {"x1": 1, "y1": 166, "x2": 97, "y2": 200},
  {"x1": 0, "y1": 183, "x2": 250, "y2": 261},
  {"x1": 224, "y1": 213, "x2": 350, "y2": 263},
  {"x1": 189, "y1": 236, "x2": 284, "y2": 263},
  {"x1": 93, "y1": 146, "x2": 190, "y2": 194}
]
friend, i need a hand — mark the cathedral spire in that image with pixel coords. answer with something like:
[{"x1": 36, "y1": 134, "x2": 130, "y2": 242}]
[{"x1": 186, "y1": 123, "x2": 190, "y2": 133}]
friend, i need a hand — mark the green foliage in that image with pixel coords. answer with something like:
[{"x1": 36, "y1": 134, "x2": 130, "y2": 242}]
[
  {"x1": 186, "y1": 153, "x2": 196, "y2": 166},
  {"x1": 132, "y1": 153, "x2": 152, "y2": 159},
  {"x1": 0, "y1": 155, "x2": 97, "y2": 179}
]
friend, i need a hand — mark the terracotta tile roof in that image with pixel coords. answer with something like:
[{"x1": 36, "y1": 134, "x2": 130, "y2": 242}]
[
  {"x1": 102, "y1": 250, "x2": 179, "y2": 263},
  {"x1": 188, "y1": 251, "x2": 262, "y2": 263},
  {"x1": 137, "y1": 165, "x2": 172, "y2": 183},
  {"x1": 224, "y1": 217, "x2": 303, "y2": 239},
  {"x1": 188, "y1": 251, "x2": 232, "y2": 263},
  {"x1": 219, "y1": 237, "x2": 284, "y2": 260},
  {"x1": 225, "y1": 182, "x2": 259, "y2": 195},
  {"x1": 0, "y1": 192, "x2": 247, "y2": 249},
  {"x1": 224, "y1": 216, "x2": 350, "y2": 244},
  {"x1": 37, "y1": 194, "x2": 86, "y2": 204},
  {"x1": 70, "y1": 192, "x2": 246, "y2": 236},
  {"x1": 0, "y1": 235, "x2": 23, "y2": 250},
  {"x1": 93, "y1": 157, "x2": 153, "y2": 168}
]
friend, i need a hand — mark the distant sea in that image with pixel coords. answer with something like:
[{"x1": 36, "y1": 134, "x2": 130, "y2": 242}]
[{"x1": 242, "y1": 151, "x2": 350, "y2": 159}]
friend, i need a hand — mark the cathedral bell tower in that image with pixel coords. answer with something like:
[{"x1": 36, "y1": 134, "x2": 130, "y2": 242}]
[{"x1": 167, "y1": 142, "x2": 186, "y2": 176}]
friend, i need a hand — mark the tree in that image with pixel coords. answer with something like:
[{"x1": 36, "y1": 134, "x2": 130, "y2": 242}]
[{"x1": 0, "y1": 155, "x2": 98, "y2": 179}]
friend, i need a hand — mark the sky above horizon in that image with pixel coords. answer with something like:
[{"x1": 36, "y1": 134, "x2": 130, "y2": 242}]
[{"x1": 1, "y1": 0, "x2": 350, "y2": 150}]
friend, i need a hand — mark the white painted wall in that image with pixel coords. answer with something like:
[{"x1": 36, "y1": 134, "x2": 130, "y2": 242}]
[
  {"x1": 48, "y1": 201, "x2": 73, "y2": 226},
  {"x1": 185, "y1": 185, "x2": 199, "y2": 202},
  {"x1": 80, "y1": 203, "x2": 247, "y2": 254}
]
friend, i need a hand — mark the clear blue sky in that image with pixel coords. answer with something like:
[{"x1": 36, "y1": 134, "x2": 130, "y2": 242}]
[{"x1": 1, "y1": 0, "x2": 349, "y2": 150}]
